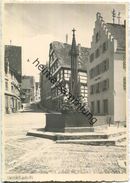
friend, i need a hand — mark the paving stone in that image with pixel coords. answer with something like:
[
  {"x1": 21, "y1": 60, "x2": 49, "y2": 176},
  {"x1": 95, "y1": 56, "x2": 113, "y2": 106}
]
[{"x1": 4, "y1": 112, "x2": 126, "y2": 174}]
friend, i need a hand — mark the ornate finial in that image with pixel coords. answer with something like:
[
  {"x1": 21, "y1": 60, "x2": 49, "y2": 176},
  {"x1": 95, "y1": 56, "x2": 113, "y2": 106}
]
[
  {"x1": 66, "y1": 34, "x2": 68, "y2": 44},
  {"x1": 99, "y1": 15, "x2": 103, "y2": 20},
  {"x1": 112, "y1": 9, "x2": 116, "y2": 24},
  {"x1": 96, "y1": 12, "x2": 101, "y2": 19},
  {"x1": 71, "y1": 28, "x2": 78, "y2": 55},
  {"x1": 72, "y1": 28, "x2": 76, "y2": 35},
  {"x1": 117, "y1": 12, "x2": 121, "y2": 24},
  {"x1": 70, "y1": 28, "x2": 79, "y2": 98}
]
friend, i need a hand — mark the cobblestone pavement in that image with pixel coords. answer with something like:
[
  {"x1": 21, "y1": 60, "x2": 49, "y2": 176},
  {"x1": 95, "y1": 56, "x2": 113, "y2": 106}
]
[{"x1": 4, "y1": 112, "x2": 126, "y2": 174}]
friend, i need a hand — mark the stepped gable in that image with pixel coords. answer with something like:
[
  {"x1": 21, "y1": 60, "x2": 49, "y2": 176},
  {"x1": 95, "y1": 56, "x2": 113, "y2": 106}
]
[{"x1": 96, "y1": 12, "x2": 125, "y2": 50}]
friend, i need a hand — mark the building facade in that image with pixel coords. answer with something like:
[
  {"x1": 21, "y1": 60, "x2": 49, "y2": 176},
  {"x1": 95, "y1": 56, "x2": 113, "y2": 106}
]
[
  {"x1": 4, "y1": 45, "x2": 22, "y2": 113},
  {"x1": 88, "y1": 12, "x2": 126, "y2": 124},
  {"x1": 35, "y1": 82, "x2": 41, "y2": 102},
  {"x1": 21, "y1": 76, "x2": 35, "y2": 103},
  {"x1": 40, "y1": 63, "x2": 52, "y2": 110},
  {"x1": 40, "y1": 41, "x2": 89, "y2": 111}
]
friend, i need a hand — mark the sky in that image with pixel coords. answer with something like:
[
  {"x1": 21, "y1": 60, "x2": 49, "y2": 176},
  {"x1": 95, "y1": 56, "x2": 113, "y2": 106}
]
[{"x1": 4, "y1": 3, "x2": 126, "y2": 81}]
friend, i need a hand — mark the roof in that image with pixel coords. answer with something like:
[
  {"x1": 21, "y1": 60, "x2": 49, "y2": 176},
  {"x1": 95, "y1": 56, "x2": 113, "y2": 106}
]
[
  {"x1": 51, "y1": 41, "x2": 89, "y2": 70},
  {"x1": 5, "y1": 45, "x2": 22, "y2": 74},
  {"x1": 5, "y1": 45, "x2": 22, "y2": 82},
  {"x1": 106, "y1": 23, "x2": 125, "y2": 49}
]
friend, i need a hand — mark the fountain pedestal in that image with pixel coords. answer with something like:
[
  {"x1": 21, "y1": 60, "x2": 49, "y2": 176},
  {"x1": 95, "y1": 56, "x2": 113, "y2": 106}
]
[{"x1": 45, "y1": 112, "x2": 94, "y2": 133}]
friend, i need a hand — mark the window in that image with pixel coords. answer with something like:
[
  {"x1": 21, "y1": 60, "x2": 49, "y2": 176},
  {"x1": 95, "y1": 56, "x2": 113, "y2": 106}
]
[
  {"x1": 102, "y1": 79, "x2": 109, "y2": 91},
  {"x1": 102, "y1": 41, "x2": 108, "y2": 53},
  {"x1": 95, "y1": 48, "x2": 100, "y2": 58},
  {"x1": 60, "y1": 69, "x2": 63, "y2": 79},
  {"x1": 5, "y1": 95, "x2": 8, "y2": 108},
  {"x1": 64, "y1": 69, "x2": 71, "y2": 81},
  {"x1": 123, "y1": 77, "x2": 126, "y2": 90},
  {"x1": 95, "y1": 65, "x2": 100, "y2": 76},
  {"x1": 99, "y1": 63, "x2": 102, "y2": 74},
  {"x1": 90, "y1": 85, "x2": 94, "y2": 95},
  {"x1": 106, "y1": 59, "x2": 109, "y2": 70},
  {"x1": 5, "y1": 81, "x2": 8, "y2": 91},
  {"x1": 11, "y1": 97, "x2": 14, "y2": 108},
  {"x1": 96, "y1": 32, "x2": 100, "y2": 42},
  {"x1": 80, "y1": 76, "x2": 86, "y2": 83},
  {"x1": 103, "y1": 99, "x2": 108, "y2": 114},
  {"x1": 91, "y1": 101, "x2": 94, "y2": 114},
  {"x1": 97, "y1": 100, "x2": 100, "y2": 114},
  {"x1": 11, "y1": 85, "x2": 14, "y2": 92},
  {"x1": 79, "y1": 72, "x2": 87, "y2": 77},
  {"x1": 96, "y1": 83, "x2": 100, "y2": 93},
  {"x1": 90, "y1": 58, "x2": 109, "y2": 79},
  {"x1": 99, "y1": 82, "x2": 102, "y2": 92},
  {"x1": 123, "y1": 54, "x2": 126, "y2": 69},
  {"x1": 90, "y1": 80, "x2": 109, "y2": 95},
  {"x1": 5, "y1": 66, "x2": 8, "y2": 75},
  {"x1": 79, "y1": 72, "x2": 87, "y2": 83},
  {"x1": 81, "y1": 85, "x2": 87, "y2": 97},
  {"x1": 102, "y1": 60, "x2": 106, "y2": 72},
  {"x1": 90, "y1": 53, "x2": 94, "y2": 62},
  {"x1": 102, "y1": 59, "x2": 109, "y2": 72}
]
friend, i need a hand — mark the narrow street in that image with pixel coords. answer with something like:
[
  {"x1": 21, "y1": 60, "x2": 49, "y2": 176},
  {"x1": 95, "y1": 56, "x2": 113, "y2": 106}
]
[{"x1": 4, "y1": 105, "x2": 126, "y2": 174}]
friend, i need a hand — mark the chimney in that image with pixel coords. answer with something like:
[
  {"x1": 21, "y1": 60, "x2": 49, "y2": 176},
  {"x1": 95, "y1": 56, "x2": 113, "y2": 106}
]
[
  {"x1": 66, "y1": 34, "x2": 68, "y2": 44},
  {"x1": 124, "y1": 20, "x2": 126, "y2": 27},
  {"x1": 112, "y1": 9, "x2": 116, "y2": 24},
  {"x1": 117, "y1": 12, "x2": 121, "y2": 24}
]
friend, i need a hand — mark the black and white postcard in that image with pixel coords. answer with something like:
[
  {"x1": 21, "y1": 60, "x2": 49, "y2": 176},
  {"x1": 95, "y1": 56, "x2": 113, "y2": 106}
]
[{"x1": 2, "y1": 2, "x2": 128, "y2": 182}]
